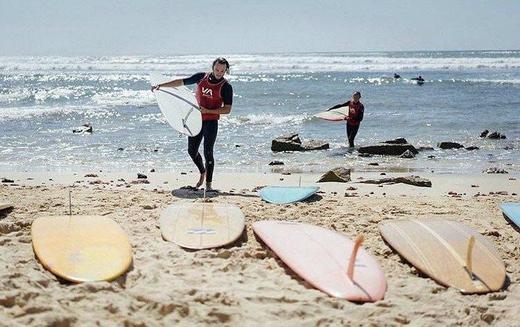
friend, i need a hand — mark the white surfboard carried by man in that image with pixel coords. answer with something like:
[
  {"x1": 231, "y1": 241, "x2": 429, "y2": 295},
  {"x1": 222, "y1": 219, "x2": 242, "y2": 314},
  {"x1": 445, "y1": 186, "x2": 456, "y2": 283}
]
[{"x1": 150, "y1": 72, "x2": 202, "y2": 137}]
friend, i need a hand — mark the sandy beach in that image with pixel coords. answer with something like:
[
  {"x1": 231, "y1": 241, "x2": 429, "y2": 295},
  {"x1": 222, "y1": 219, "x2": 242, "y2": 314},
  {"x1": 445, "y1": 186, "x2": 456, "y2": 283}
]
[{"x1": 0, "y1": 170, "x2": 519, "y2": 326}]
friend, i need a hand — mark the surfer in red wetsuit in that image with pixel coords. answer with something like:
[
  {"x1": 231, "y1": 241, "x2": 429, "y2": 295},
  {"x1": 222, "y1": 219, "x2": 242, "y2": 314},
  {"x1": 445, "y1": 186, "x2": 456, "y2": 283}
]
[
  {"x1": 327, "y1": 91, "x2": 364, "y2": 148},
  {"x1": 151, "y1": 58, "x2": 233, "y2": 191}
]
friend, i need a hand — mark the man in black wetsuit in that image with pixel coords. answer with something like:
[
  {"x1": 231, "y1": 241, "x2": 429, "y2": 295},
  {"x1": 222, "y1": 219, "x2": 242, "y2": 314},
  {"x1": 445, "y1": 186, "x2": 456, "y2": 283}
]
[
  {"x1": 327, "y1": 91, "x2": 364, "y2": 148},
  {"x1": 151, "y1": 58, "x2": 233, "y2": 191}
]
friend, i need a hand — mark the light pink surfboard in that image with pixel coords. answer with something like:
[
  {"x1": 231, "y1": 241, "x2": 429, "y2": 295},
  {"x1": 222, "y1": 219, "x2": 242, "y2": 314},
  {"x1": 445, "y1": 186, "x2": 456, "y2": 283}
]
[{"x1": 253, "y1": 220, "x2": 386, "y2": 302}]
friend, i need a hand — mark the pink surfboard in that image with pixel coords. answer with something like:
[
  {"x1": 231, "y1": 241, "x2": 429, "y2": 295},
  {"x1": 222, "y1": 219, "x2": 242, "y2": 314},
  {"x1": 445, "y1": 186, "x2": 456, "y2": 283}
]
[
  {"x1": 314, "y1": 106, "x2": 349, "y2": 121},
  {"x1": 253, "y1": 220, "x2": 386, "y2": 302}
]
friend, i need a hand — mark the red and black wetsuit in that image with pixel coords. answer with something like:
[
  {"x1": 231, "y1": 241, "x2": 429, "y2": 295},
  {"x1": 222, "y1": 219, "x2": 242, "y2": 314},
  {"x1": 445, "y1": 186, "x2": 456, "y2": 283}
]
[
  {"x1": 183, "y1": 72, "x2": 233, "y2": 183},
  {"x1": 329, "y1": 100, "x2": 364, "y2": 147}
]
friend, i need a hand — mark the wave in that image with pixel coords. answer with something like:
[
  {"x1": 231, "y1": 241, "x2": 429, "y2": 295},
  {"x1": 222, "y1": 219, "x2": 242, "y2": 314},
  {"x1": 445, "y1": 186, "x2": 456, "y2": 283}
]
[
  {"x1": 2, "y1": 52, "x2": 520, "y2": 73},
  {"x1": 222, "y1": 113, "x2": 311, "y2": 127},
  {"x1": 91, "y1": 89, "x2": 155, "y2": 107}
]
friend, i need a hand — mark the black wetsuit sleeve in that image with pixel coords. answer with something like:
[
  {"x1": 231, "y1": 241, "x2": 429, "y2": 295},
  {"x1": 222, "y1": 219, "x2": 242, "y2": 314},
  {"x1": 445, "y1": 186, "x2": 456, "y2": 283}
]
[
  {"x1": 221, "y1": 83, "x2": 233, "y2": 105},
  {"x1": 328, "y1": 101, "x2": 350, "y2": 111},
  {"x1": 182, "y1": 72, "x2": 205, "y2": 86}
]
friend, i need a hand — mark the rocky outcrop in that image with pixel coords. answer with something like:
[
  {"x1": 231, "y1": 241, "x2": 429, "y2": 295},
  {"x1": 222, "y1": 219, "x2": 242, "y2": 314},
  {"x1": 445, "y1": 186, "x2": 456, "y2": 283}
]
[
  {"x1": 317, "y1": 167, "x2": 351, "y2": 183},
  {"x1": 487, "y1": 131, "x2": 506, "y2": 139},
  {"x1": 400, "y1": 150, "x2": 415, "y2": 158},
  {"x1": 437, "y1": 142, "x2": 464, "y2": 149},
  {"x1": 359, "y1": 175, "x2": 432, "y2": 187},
  {"x1": 358, "y1": 144, "x2": 418, "y2": 156},
  {"x1": 383, "y1": 138, "x2": 408, "y2": 144},
  {"x1": 483, "y1": 167, "x2": 508, "y2": 174},
  {"x1": 268, "y1": 161, "x2": 284, "y2": 166},
  {"x1": 73, "y1": 123, "x2": 92, "y2": 134},
  {"x1": 481, "y1": 130, "x2": 506, "y2": 139},
  {"x1": 271, "y1": 134, "x2": 329, "y2": 152}
]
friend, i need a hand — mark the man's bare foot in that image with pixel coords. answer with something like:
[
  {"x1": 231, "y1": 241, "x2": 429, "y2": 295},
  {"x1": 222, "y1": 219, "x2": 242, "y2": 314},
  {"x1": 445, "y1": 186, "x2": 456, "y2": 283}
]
[
  {"x1": 205, "y1": 182, "x2": 212, "y2": 190},
  {"x1": 195, "y1": 173, "x2": 205, "y2": 188}
]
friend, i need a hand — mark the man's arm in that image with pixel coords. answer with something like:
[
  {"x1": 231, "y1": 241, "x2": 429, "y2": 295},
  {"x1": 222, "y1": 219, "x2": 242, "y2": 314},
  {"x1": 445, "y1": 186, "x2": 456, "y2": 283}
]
[
  {"x1": 327, "y1": 101, "x2": 349, "y2": 111},
  {"x1": 152, "y1": 73, "x2": 205, "y2": 90},
  {"x1": 201, "y1": 104, "x2": 231, "y2": 115}
]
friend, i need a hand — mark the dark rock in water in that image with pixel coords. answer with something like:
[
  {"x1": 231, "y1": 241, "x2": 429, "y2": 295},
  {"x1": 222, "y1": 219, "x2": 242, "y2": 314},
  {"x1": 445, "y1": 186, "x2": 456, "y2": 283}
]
[
  {"x1": 271, "y1": 133, "x2": 303, "y2": 152},
  {"x1": 150, "y1": 168, "x2": 155, "y2": 173},
  {"x1": 487, "y1": 131, "x2": 506, "y2": 139},
  {"x1": 271, "y1": 133, "x2": 329, "y2": 152},
  {"x1": 368, "y1": 162, "x2": 379, "y2": 166},
  {"x1": 302, "y1": 140, "x2": 329, "y2": 151},
  {"x1": 359, "y1": 175, "x2": 432, "y2": 187},
  {"x1": 428, "y1": 155, "x2": 436, "y2": 159},
  {"x1": 117, "y1": 147, "x2": 124, "y2": 151},
  {"x1": 503, "y1": 146, "x2": 514, "y2": 150},
  {"x1": 137, "y1": 173, "x2": 147, "y2": 179},
  {"x1": 400, "y1": 150, "x2": 415, "y2": 158},
  {"x1": 417, "y1": 146, "x2": 434, "y2": 151},
  {"x1": 268, "y1": 161, "x2": 285, "y2": 166},
  {"x1": 131, "y1": 179, "x2": 150, "y2": 184},
  {"x1": 483, "y1": 167, "x2": 508, "y2": 174},
  {"x1": 383, "y1": 138, "x2": 408, "y2": 145},
  {"x1": 480, "y1": 130, "x2": 489, "y2": 138},
  {"x1": 438, "y1": 142, "x2": 464, "y2": 149},
  {"x1": 465, "y1": 146, "x2": 479, "y2": 151},
  {"x1": 84, "y1": 173, "x2": 98, "y2": 178},
  {"x1": 73, "y1": 123, "x2": 93, "y2": 134},
  {"x1": 1, "y1": 178, "x2": 14, "y2": 183},
  {"x1": 358, "y1": 144, "x2": 418, "y2": 156},
  {"x1": 317, "y1": 167, "x2": 351, "y2": 183}
]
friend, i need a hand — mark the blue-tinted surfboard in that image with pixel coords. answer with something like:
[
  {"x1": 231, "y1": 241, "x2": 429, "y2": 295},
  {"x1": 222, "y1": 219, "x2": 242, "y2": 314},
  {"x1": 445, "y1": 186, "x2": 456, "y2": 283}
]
[
  {"x1": 259, "y1": 186, "x2": 319, "y2": 204},
  {"x1": 500, "y1": 203, "x2": 520, "y2": 228}
]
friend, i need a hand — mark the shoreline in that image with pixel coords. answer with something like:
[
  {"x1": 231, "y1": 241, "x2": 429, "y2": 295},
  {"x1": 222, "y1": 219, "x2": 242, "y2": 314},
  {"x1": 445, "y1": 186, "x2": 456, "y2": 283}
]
[{"x1": 1, "y1": 170, "x2": 518, "y2": 198}]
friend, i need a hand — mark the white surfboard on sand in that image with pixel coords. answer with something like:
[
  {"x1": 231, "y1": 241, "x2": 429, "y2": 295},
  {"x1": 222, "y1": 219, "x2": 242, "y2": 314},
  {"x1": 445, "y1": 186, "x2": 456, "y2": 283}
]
[
  {"x1": 160, "y1": 202, "x2": 245, "y2": 250},
  {"x1": 150, "y1": 73, "x2": 202, "y2": 136}
]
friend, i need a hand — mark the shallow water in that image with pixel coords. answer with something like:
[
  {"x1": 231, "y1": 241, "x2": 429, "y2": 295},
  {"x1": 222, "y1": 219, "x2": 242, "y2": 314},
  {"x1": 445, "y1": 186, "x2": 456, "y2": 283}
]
[{"x1": 1, "y1": 51, "x2": 519, "y2": 174}]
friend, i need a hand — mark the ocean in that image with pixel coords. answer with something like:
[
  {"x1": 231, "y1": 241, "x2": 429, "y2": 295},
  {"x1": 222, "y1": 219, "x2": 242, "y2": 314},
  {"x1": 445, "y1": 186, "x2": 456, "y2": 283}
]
[{"x1": 1, "y1": 51, "x2": 519, "y2": 174}]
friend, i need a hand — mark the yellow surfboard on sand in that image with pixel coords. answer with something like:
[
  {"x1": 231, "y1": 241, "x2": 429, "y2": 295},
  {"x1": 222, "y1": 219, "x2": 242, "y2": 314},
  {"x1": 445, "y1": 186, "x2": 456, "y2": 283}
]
[{"x1": 31, "y1": 215, "x2": 132, "y2": 282}]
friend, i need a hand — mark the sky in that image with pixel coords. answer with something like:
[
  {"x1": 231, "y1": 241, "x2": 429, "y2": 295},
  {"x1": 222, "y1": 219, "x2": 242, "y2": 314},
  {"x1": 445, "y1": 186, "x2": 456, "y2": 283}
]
[{"x1": 1, "y1": 0, "x2": 519, "y2": 55}]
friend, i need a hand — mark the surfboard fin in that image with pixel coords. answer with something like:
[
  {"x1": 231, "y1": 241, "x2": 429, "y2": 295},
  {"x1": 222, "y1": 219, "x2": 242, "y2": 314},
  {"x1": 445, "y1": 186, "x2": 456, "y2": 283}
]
[
  {"x1": 465, "y1": 236, "x2": 475, "y2": 279},
  {"x1": 347, "y1": 234, "x2": 364, "y2": 281}
]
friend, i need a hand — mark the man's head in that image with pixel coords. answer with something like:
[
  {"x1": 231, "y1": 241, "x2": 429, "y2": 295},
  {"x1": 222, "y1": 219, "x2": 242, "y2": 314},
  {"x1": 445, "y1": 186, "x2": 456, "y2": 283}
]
[
  {"x1": 352, "y1": 91, "x2": 361, "y2": 102},
  {"x1": 212, "y1": 57, "x2": 230, "y2": 79}
]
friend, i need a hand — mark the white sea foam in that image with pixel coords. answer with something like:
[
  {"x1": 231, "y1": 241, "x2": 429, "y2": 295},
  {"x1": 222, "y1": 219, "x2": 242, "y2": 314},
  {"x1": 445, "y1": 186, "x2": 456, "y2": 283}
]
[
  {"x1": 0, "y1": 105, "x2": 76, "y2": 121},
  {"x1": 222, "y1": 113, "x2": 310, "y2": 127},
  {"x1": 91, "y1": 89, "x2": 155, "y2": 107},
  {"x1": 1, "y1": 52, "x2": 520, "y2": 73}
]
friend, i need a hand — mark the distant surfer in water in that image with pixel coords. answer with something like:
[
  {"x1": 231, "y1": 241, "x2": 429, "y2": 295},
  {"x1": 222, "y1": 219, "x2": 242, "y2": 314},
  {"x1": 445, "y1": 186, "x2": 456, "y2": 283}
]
[
  {"x1": 151, "y1": 57, "x2": 233, "y2": 191},
  {"x1": 411, "y1": 75, "x2": 425, "y2": 85},
  {"x1": 327, "y1": 91, "x2": 364, "y2": 148}
]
